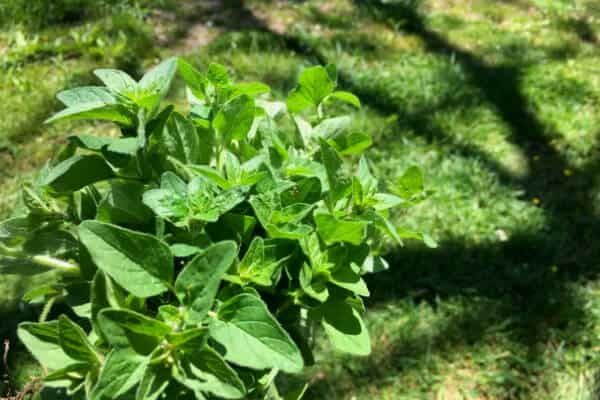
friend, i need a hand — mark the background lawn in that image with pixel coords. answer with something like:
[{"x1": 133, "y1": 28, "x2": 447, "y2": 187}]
[{"x1": 2, "y1": 0, "x2": 600, "y2": 398}]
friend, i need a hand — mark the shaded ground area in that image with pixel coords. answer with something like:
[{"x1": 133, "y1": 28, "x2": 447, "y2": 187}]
[{"x1": 2, "y1": 0, "x2": 600, "y2": 398}]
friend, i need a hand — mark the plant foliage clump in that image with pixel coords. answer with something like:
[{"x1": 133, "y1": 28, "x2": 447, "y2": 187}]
[{"x1": 0, "y1": 57, "x2": 431, "y2": 399}]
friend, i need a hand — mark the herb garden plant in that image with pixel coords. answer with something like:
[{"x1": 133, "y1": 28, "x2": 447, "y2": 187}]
[{"x1": 0, "y1": 57, "x2": 431, "y2": 399}]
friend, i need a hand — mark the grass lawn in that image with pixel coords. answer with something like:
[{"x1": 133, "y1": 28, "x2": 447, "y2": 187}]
[{"x1": 3, "y1": 0, "x2": 600, "y2": 398}]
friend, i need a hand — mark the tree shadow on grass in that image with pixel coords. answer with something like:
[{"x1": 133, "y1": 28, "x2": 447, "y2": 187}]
[
  {"x1": 349, "y1": 0, "x2": 600, "y2": 276},
  {"x1": 308, "y1": 278, "x2": 589, "y2": 398}
]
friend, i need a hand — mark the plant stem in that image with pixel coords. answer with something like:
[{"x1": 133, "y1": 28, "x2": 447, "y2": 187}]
[
  {"x1": 31, "y1": 255, "x2": 79, "y2": 274},
  {"x1": 1, "y1": 244, "x2": 80, "y2": 275},
  {"x1": 266, "y1": 382, "x2": 281, "y2": 400},
  {"x1": 0, "y1": 242, "x2": 20, "y2": 257},
  {"x1": 39, "y1": 296, "x2": 56, "y2": 323},
  {"x1": 215, "y1": 144, "x2": 222, "y2": 172},
  {"x1": 262, "y1": 368, "x2": 281, "y2": 400}
]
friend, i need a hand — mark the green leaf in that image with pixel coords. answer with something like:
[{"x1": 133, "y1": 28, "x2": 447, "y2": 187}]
[
  {"x1": 175, "y1": 241, "x2": 237, "y2": 322},
  {"x1": 213, "y1": 95, "x2": 255, "y2": 143},
  {"x1": 70, "y1": 186, "x2": 101, "y2": 222},
  {"x1": 238, "y1": 237, "x2": 290, "y2": 287},
  {"x1": 231, "y1": 82, "x2": 270, "y2": 98},
  {"x1": 22, "y1": 284, "x2": 62, "y2": 302},
  {"x1": 91, "y1": 272, "x2": 110, "y2": 341},
  {"x1": 79, "y1": 221, "x2": 173, "y2": 298},
  {"x1": 207, "y1": 63, "x2": 231, "y2": 86},
  {"x1": 22, "y1": 229, "x2": 78, "y2": 258},
  {"x1": 137, "y1": 58, "x2": 178, "y2": 111},
  {"x1": 320, "y1": 139, "x2": 351, "y2": 206},
  {"x1": 69, "y1": 135, "x2": 120, "y2": 152},
  {"x1": 106, "y1": 137, "x2": 139, "y2": 156},
  {"x1": 0, "y1": 217, "x2": 35, "y2": 243},
  {"x1": 177, "y1": 347, "x2": 246, "y2": 399},
  {"x1": 170, "y1": 243, "x2": 203, "y2": 258},
  {"x1": 320, "y1": 300, "x2": 371, "y2": 356},
  {"x1": 223, "y1": 151, "x2": 241, "y2": 183},
  {"x1": 327, "y1": 243, "x2": 369, "y2": 270},
  {"x1": 44, "y1": 361, "x2": 90, "y2": 382},
  {"x1": 91, "y1": 269, "x2": 132, "y2": 313},
  {"x1": 21, "y1": 183, "x2": 57, "y2": 218},
  {"x1": 328, "y1": 91, "x2": 361, "y2": 108},
  {"x1": 96, "y1": 181, "x2": 153, "y2": 225},
  {"x1": 397, "y1": 228, "x2": 438, "y2": 248},
  {"x1": 210, "y1": 293, "x2": 304, "y2": 373},
  {"x1": 58, "y1": 315, "x2": 99, "y2": 365},
  {"x1": 161, "y1": 171, "x2": 188, "y2": 195},
  {"x1": 143, "y1": 173, "x2": 188, "y2": 224},
  {"x1": 178, "y1": 58, "x2": 206, "y2": 93},
  {"x1": 99, "y1": 309, "x2": 172, "y2": 338},
  {"x1": 167, "y1": 327, "x2": 208, "y2": 348},
  {"x1": 314, "y1": 212, "x2": 368, "y2": 246},
  {"x1": 360, "y1": 210, "x2": 402, "y2": 244},
  {"x1": 397, "y1": 166, "x2": 424, "y2": 199},
  {"x1": 90, "y1": 348, "x2": 147, "y2": 400},
  {"x1": 144, "y1": 174, "x2": 247, "y2": 226},
  {"x1": 46, "y1": 101, "x2": 134, "y2": 125},
  {"x1": 136, "y1": 363, "x2": 171, "y2": 400},
  {"x1": 57, "y1": 86, "x2": 116, "y2": 106},
  {"x1": 188, "y1": 177, "x2": 248, "y2": 223},
  {"x1": 287, "y1": 66, "x2": 336, "y2": 113},
  {"x1": 287, "y1": 89, "x2": 316, "y2": 115},
  {"x1": 143, "y1": 189, "x2": 183, "y2": 218},
  {"x1": 300, "y1": 263, "x2": 329, "y2": 303},
  {"x1": 188, "y1": 165, "x2": 229, "y2": 188},
  {"x1": 157, "y1": 305, "x2": 181, "y2": 325},
  {"x1": 18, "y1": 321, "x2": 73, "y2": 371},
  {"x1": 423, "y1": 233, "x2": 438, "y2": 248},
  {"x1": 98, "y1": 309, "x2": 171, "y2": 352},
  {"x1": 270, "y1": 203, "x2": 315, "y2": 225},
  {"x1": 205, "y1": 213, "x2": 256, "y2": 243},
  {"x1": 361, "y1": 255, "x2": 389, "y2": 274},
  {"x1": 329, "y1": 264, "x2": 369, "y2": 297},
  {"x1": 43, "y1": 155, "x2": 114, "y2": 192},
  {"x1": 284, "y1": 157, "x2": 327, "y2": 190},
  {"x1": 292, "y1": 116, "x2": 312, "y2": 147},
  {"x1": 330, "y1": 131, "x2": 372, "y2": 155},
  {"x1": 371, "y1": 193, "x2": 404, "y2": 211},
  {"x1": 282, "y1": 177, "x2": 322, "y2": 205},
  {"x1": 265, "y1": 222, "x2": 313, "y2": 240},
  {"x1": 94, "y1": 69, "x2": 138, "y2": 95},
  {"x1": 160, "y1": 112, "x2": 202, "y2": 164},
  {"x1": 325, "y1": 63, "x2": 338, "y2": 83},
  {"x1": 299, "y1": 233, "x2": 325, "y2": 266},
  {"x1": 313, "y1": 116, "x2": 351, "y2": 139},
  {"x1": 249, "y1": 194, "x2": 314, "y2": 240},
  {"x1": 357, "y1": 156, "x2": 377, "y2": 198}
]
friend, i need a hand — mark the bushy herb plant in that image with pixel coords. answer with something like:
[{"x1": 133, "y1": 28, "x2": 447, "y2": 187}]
[{"x1": 0, "y1": 58, "x2": 431, "y2": 399}]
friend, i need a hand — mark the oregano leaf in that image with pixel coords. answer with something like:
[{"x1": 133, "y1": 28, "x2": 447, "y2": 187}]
[
  {"x1": 210, "y1": 293, "x2": 304, "y2": 373},
  {"x1": 79, "y1": 221, "x2": 173, "y2": 298}
]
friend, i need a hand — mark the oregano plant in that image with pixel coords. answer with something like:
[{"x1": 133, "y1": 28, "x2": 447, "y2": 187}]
[{"x1": 0, "y1": 58, "x2": 433, "y2": 399}]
